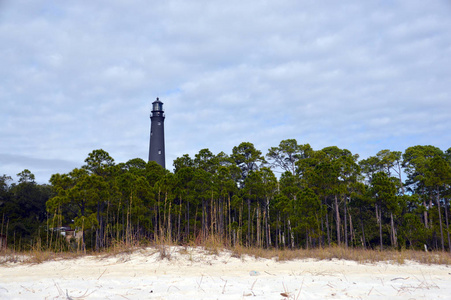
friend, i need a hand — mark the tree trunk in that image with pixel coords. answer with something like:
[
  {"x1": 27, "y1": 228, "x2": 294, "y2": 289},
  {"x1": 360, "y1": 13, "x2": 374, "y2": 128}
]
[
  {"x1": 177, "y1": 196, "x2": 182, "y2": 243},
  {"x1": 239, "y1": 200, "x2": 243, "y2": 245},
  {"x1": 167, "y1": 193, "x2": 172, "y2": 242},
  {"x1": 247, "y1": 197, "x2": 251, "y2": 247},
  {"x1": 158, "y1": 188, "x2": 163, "y2": 239},
  {"x1": 202, "y1": 199, "x2": 206, "y2": 241},
  {"x1": 360, "y1": 208, "x2": 366, "y2": 249},
  {"x1": 275, "y1": 213, "x2": 278, "y2": 249},
  {"x1": 344, "y1": 196, "x2": 348, "y2": 248},
  {"x1": 127, "y1": 194, "x2": 132, "y2": 246},
  {"x1": 256, "y1": 207, "x2": 261, "y2": 247},
  {"x1": 325, "y1": 205, "x2": 331, "y2": 246},
  {"x1": 320, "y1": 208, "x2": 325, "y2": 247},
  {"x1": 210, "y1": 191, "x2": 214, "y2": 238},
  {"x1": 228, "y1": 194, "x2": 232, "y2": 245},
  {"x1": 444, "y1": 197, "x2": 451, "y2": 253},
  {"x1": 436, "y1": 190, "x2": 445, "y2": 251},
  {"x1": 193, "y1": 205, "x2": 198, "y2": 241},
  {"x1": 377, "y1": 204, "x2": 383, "y2": 251},
  {"x1": 186, "y1": 198, "x2": 190, "y2": 241},
  {"x1": 420, "y1": 187, "x2": 429, "y2": 229},
  {"x1": 265, "y1": 197, "x2": 271, "y2": 248},
  {"x1": 423, "y1": 195, "x2": 429, "y2": 229},
  {"x1": 220, "y1": 197, "x2": 224, "y2": 238},
  {"x1": 390, "y1": 212, "x2": 397, "y2": 248},
  {"x1": 334, "y1": 195, "x2": 341, "y2": 246},
  {"x1": 349, "y1": 211, "x2": 353, "y2": 247},
  {"x1": 397, "y1": 163, "x2": 405, "y2": 195},
  {"x1": 287, "y1": 219, "x2": 295, "y2": 248}
]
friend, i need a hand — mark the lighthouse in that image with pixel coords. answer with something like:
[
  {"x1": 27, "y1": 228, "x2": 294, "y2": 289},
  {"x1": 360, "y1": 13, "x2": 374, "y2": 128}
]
[{"x1": 148, "y1": 97, "x2": 165, "y2": 168}]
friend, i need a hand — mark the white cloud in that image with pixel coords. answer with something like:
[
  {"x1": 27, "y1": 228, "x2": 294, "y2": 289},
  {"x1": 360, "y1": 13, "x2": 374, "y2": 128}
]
[{"x1": 1, "y1": 0, "x2": 451, "y2": 182}]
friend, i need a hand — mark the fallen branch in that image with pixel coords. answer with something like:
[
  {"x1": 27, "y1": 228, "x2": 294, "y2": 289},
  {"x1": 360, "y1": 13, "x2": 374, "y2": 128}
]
[
  {"x1": 222, "y1": 280, "x2": 227, "y2": 294},
  {"x1": 97, "y1": 268, "x2": 107, "y2": 280},
  {"x1": 391, "y1": 277, "x2": 409, "y2": 281}
]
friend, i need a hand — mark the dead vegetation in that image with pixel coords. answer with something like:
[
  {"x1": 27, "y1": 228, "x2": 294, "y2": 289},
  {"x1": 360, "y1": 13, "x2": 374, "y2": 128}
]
[
  {"x1": 230, "y1": 245, "x2": 451, "y2": 265},
  {"x1": 2, "y1": 240, "x2": 451, "y2": 266}
]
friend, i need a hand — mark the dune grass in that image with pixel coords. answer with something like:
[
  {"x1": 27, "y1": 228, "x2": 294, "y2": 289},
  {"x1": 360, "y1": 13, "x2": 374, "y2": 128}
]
[
  {"x1": 229, "y1": 244, "x2": 451, "y2": 265},
  {"x1": 2, "y1": 238, "x2": 451, "y2": 266}
]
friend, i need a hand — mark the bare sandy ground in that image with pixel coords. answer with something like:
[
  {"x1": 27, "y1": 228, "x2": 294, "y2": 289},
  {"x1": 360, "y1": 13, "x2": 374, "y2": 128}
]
[{"x1": 1, "y1": 247, "x2": 450, "y2": 299}]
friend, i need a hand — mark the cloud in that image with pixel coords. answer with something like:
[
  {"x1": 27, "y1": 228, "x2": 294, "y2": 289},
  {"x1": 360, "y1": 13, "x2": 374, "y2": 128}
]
[
  {"x1": 0, "y1": 153, "x2": 79, "y2": 183},
  {"x1": 0, "y1": 0, "x2": 450, "y2": 182}
]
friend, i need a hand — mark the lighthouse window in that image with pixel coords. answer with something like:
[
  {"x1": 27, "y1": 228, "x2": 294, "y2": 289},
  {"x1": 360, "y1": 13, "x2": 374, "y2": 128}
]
[
  {"x1": 158, "y1": 122, "x2": 161, "y2": 125},
  {"x1": 158, "y1": 150, "x2": 162, "y2": 154}
]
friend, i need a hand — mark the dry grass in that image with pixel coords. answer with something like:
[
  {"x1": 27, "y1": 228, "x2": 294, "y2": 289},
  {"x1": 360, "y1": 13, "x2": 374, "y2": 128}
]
[
  {"x1": 2, "y1": 240, "x2": 451, "y2": 266},
  {"x1": 0, "y1": 248, "x2": 84, "y2": 265},
  {"x1": 229, "y1": 245, "x2": 451, "y2": 265},
  {"x1": 23, "y1": 250, "x2": 85, "y2": 264},
  {"x1": 153, "y1": 236, "x2": 175, "y2": 260},
  {"x1": 98, "y1": 240, "x2": 139, "y2": 259},
  {"x1": 204, "y1": 235, "x2": 224, "y2": 255},
  {"x1": 0, "y1": 248, "x2": 24, "y2": 264}
]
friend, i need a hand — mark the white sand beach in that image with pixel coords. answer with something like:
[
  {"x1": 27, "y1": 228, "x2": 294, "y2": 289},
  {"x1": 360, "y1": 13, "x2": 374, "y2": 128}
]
[{"x1": 1, "y1": 247, "x2": 450, "y2": 299}]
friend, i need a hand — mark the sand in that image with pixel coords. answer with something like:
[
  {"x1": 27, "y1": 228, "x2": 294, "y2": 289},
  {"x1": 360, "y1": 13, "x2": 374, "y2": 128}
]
[{"x1": 1, "y1": 247, "x2": 450, "y2": 299}]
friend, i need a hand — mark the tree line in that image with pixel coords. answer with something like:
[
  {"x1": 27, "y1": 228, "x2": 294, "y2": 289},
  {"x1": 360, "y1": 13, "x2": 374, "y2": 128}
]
[{"x1": 1, "y1": 140, "x2": 450, "y2": 252}]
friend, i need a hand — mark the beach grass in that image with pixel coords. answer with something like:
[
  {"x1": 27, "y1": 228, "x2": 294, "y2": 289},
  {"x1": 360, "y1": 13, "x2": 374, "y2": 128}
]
[{"x1": 2, "y1": 238, "x2": 451, "y2": 266}]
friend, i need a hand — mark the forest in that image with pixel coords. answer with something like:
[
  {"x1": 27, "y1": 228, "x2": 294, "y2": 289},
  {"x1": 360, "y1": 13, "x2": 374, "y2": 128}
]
[{"x1": 1, "y1": 140, "x2": 450, "y2": 253}]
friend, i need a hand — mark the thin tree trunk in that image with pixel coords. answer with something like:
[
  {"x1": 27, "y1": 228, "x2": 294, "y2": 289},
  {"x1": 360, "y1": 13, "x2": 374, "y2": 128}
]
[
  {"x1": 256, "y1": 206, "x2": 261, "y2": 247},
  {"x1": 397, "y1": 163, "x2": 405, "y2": 195},
  {"x1": 202, "y1": 199, "x2": 206, "y2": 241},
  {"x1": 247, "y1": 197, "x2": 251, "y2": 247},
  {"x1": 158, "y1": 188, "x2": 163, "y2": 239},
  {"x1": 325, "y1": 205, "x2": 331, "y2": 246},
  {"x1": 186, "y1": 198, "x2": 190, "y2": 241},
  {"x1": 334, "y1": 195, "x2": 341, "y2": 246},
  {"x1": 193, "y1": 205, "x2": 198, "y2": 241},
  {"x1": 436, "y1": 190, "x2": 445, "y2": 251},
  {"x1": 349, "y1": 211, "x2": 354, "y2": 247},
  {"x1": 320, "y1": 209, "x2": 325, "y2": 247},
  {"x1": 228, "y1": 194, "x2": 232, "y2": 245},
  {"x1": 210, "y1": 190, "x2": 216, "y2": 235},
  {"x1": 390, "y1": 212, "x2": 397, "y2": 248},
  {"x1": 220, "y1": 198, "x2": 224, "y2": 238},
  {"x1": 127, "y1": 194, "x2": 132, "y2": 246},
  {"x1": 265, "y1": 197, "x2": 271, "y2": 247},
  {"x1": 421, "y1": 187, "x2": 429, "y2": 229},
  {"x1": 177, "y1": 196, "x2": 182, "y2": 243},
  {"x1": 283, "y1": 217, "x2": 286, "y2": 247},
  {"x1": 288, "y1": 219, "x2": 295, "y2": 248},
  {"x1": 377, "y1": 204, "x2": 383, "y2": 251},
  {"x1": 167, "y1": 193, "x2": 172, "y2": 242},
  {"x1": 344, "y1": 196, "x2": 348, "y2": 248},
  {"x1": 444, "y1": 197, "x2": 451, "y2": 253},
  {"x1": 264, "y1": 209, "x2": 268, "y2": 248},
  {"x1": 360, "y1": 208, "x2": 366, "y2": 249},
  {"x1": 251, "y1": 206, "x2": 256, "y2": 246},
  {"x1": 275, "y1": 212, "x2": 279, "y2": 249},
  {"x1": 429, "y1": 197, "x2": 434, "y2": 230},
  {"x1": 239, "y1": 200, "x2": 243, "y2": 245}
]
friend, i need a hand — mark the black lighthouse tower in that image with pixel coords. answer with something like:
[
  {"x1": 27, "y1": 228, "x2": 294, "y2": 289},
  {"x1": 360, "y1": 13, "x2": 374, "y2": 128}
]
[{"x1": 148, "y1": 98, "x2": 165, "y2": 168}]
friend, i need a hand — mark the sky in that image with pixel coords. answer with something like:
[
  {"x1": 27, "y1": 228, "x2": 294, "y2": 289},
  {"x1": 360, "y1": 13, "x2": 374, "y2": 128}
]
[{"x1": 1, "y1": 0, "x2": 450, "y2": 184}]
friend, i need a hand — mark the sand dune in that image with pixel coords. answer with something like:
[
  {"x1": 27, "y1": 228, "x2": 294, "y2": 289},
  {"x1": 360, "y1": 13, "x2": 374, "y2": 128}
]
[{"x1": 1, "y1": 247, "x2": 450, "y2": 299}]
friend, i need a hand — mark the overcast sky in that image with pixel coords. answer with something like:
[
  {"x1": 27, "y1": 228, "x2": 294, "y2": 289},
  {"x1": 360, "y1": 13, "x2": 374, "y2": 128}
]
[{"x1": 1, "y1": 0, "x2": 450, "y2": 183}]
